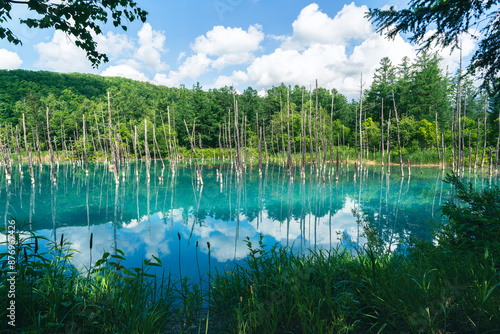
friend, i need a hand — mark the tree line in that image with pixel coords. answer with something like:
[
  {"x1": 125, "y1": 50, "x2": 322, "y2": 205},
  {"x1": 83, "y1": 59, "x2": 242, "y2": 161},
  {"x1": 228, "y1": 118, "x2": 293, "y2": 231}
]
[{"x1": 0, "y1": 51, "x2": 499, "y2": 173}]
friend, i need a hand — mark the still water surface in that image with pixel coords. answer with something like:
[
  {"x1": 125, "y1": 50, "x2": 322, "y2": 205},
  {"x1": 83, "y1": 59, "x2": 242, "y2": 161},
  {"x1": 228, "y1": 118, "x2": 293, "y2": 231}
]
[{"x1": 1, "y1": 162, "x2": 497, "y2": 279}]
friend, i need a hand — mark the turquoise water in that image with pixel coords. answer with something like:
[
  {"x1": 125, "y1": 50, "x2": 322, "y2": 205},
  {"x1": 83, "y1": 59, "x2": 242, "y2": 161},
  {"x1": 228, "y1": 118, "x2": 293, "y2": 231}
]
[{"x1": 1, "y1": 162, "x2": 497, "y2": 279}]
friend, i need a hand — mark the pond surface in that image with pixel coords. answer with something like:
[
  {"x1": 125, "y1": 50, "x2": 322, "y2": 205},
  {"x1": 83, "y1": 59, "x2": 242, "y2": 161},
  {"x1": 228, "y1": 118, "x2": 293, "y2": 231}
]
[{"x1": 1, "y1": 162, "x2": 497, "y2": 280}]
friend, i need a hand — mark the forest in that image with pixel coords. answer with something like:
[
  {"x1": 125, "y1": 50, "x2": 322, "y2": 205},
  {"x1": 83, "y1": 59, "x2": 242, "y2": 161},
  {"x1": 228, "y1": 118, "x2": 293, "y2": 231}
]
[{"x1": 0, "y1": 51, "x2": 500, "y2": 174}]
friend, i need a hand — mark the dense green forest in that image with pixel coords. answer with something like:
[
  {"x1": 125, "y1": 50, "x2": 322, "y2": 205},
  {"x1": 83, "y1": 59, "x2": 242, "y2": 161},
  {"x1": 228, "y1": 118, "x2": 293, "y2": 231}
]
[{"x1": 0, "y1": 51, "x2": 499, "y2": 165}]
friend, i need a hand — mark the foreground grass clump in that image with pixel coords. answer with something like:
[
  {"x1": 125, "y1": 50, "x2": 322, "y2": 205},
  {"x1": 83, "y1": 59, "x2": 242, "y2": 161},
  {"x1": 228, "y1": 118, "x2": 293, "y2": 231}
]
[
  {"x1": 0, "y1": 225, "x2": 180, "y2": 333},
  {"x1": 210, "y1": 173, "x2": 500, "y2": 333}
]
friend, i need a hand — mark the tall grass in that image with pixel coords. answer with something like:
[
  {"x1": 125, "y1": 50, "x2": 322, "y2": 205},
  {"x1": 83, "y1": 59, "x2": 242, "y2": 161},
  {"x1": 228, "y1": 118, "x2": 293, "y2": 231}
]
[
  {"x1": 207, "y1": 175, "x2": 500, "y2": 333},
  {"x1": 0, "y1": 221, "x2": 178, "y2": 333}
]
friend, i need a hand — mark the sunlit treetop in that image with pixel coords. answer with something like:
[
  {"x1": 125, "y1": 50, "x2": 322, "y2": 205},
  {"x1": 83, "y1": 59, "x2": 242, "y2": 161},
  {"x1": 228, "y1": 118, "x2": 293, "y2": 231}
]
[
  {"x1": 0, "y1": 0, "x2": 148, "y2": 68},
  {"x1": 367, "y1": 0, "x2": 500, "y2": 90}
]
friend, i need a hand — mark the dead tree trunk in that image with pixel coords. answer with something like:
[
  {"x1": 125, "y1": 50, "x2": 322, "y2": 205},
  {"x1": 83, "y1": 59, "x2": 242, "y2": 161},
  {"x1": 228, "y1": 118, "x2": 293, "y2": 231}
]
[
  {"x1": 0, "y1": 125, "x2": 11, "y2": 182},
  {"x1": 184, "y1": 119, "x2": 203, "y2": 185},
  {"x1": 442, "y1": 133, "x2": 445, "y2": 170},
  {"x1": 46, "y1": 108, "x2": 57, "y2": 183},
  {"x1": 287, "y1": 89, "x2": 293, "y2": 180},
  {"x1": 435, "y1": 112, "x2": 441, "y2": 164},
  {"x1": 13, "y1": 126, "x2": 23, "y2": 177},
  {"x1": 301, "y1": 88, "x2": 306, "y2": 178},
  {"x1": 257, "y1": 113, "x2": 262, "y2": 177},
  {"x1": 134, "y1": 125, "x2": 139, "y2": 177},
  {"x1": 234, "y1": 101, "x2": 242, "y2": 175},
  {"x1": 496, "y1": 107, "x2": 500, "y2": 172},
  {"x1": 489, "y1": 146, "x2": 493, "y2": 176},
  {"x1": 359, "y1": 74, "x2": 363, "y2": 169},
  {"x1": 218, "y1": 124, "x2": 224, "y2": 163},
  {"x1": 391, "y1": 91, "x2": 404, "y2": 177},
  {"x1": 315, "y1": 80, "x2": 319, "y2": 173},
  {"x1": 481, "y1": 97, "x2": 487, "y2": 169},
  {"x1": 457, "y1": 49, "x2": 463, "y2": 172},
  {"x1": 336, "y1": 134, "x2": 340, "y2": 181},
  {"x1": 330, "y1": 90, "x2": 334, "y2": 176},
  {"x1": 107, "y1": 92, "x2": 119, "y2": 185},
  {"x1": 23, "y1": 114, "x2": 35, "y2": 184},
  {"x1": 468, "y1": 131, "x2": 472, "y2": 169},
  {"x1": 308, "y1": 88, "x2": 314, "y2": 172},
  {"x1": 387, "y1": 110, "x2": 392, "y2": 174},
  {"x1": 381, "y1": 98, "x2": 385, "y2": 166},
  {"x1": 144, "y1": 119, "x2": 151, "y2": 183},
  {"x1": 117, "y1": 131, "x2": 126, "y2": 179},
  {"x1": 93, "y1": 110, "x2": 104, "y2": 161},
  {"x1": 34, "y1": 125, "x2": 42, "y2": 167},
  {"x1": 83, "y1": 114, "x2": 89, "y2": 175},
  {"x1": 160, "y1": 111, "x2": 170, "y2": 162},
  {"x1": 261, "y1": 120, "x2": 267, "y2": 166},
  {"x1": 280, "y1": 94, "x2": 286, "y2": 167},
  {"x1": 153, "y1": 121, "x2": 165, "y2": 170},
  {"x1": 474, "y1": 117, "x2": 480, "y2": 171},
  {"x1": 228, "y1": 112, "x2": 234, "y2": 167}
]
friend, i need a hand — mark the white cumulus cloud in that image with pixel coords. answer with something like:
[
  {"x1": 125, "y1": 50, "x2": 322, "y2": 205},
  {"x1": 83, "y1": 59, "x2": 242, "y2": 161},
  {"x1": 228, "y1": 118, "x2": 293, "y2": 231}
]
[
  {"x1": 192, "y1": 24, "x2": 264, "y2": 56},
  {"x1": 0, "y1": 49, "x2": 23, "y2": 69},
  {"x1": 153, "y1": 53, "x2": 211, "y2": 87},
  {"x1": 190, "y1": 24, "x2": 264, "y2": 70},
  {"x1": 34, "y1": 30, "x2": 92, "y2": 72},
  {"x1": 95, "y1": 31, "x2": 134, "y2": 59},
  {"x1": 212, "y1": 3, "x2": 422, "y2": 99},
  {"x1": 290, "y1": 2, "x2": 372, "y2": 47},
  {"x1": 101, "y1": 65, "x2": 149, "y2": 82},
  {"x1": 134, "y1": 23, "x2": 168, "y2": 72},
  {"x1": 209, "y1": 70, "x2": 248, "y2": 89}
]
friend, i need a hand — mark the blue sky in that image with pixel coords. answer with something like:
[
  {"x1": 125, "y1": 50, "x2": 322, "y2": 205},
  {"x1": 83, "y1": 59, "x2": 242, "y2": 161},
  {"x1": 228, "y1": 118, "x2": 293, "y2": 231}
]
[{"x1": 0, "y1": 0, "x2": 477, "y2": 99}]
